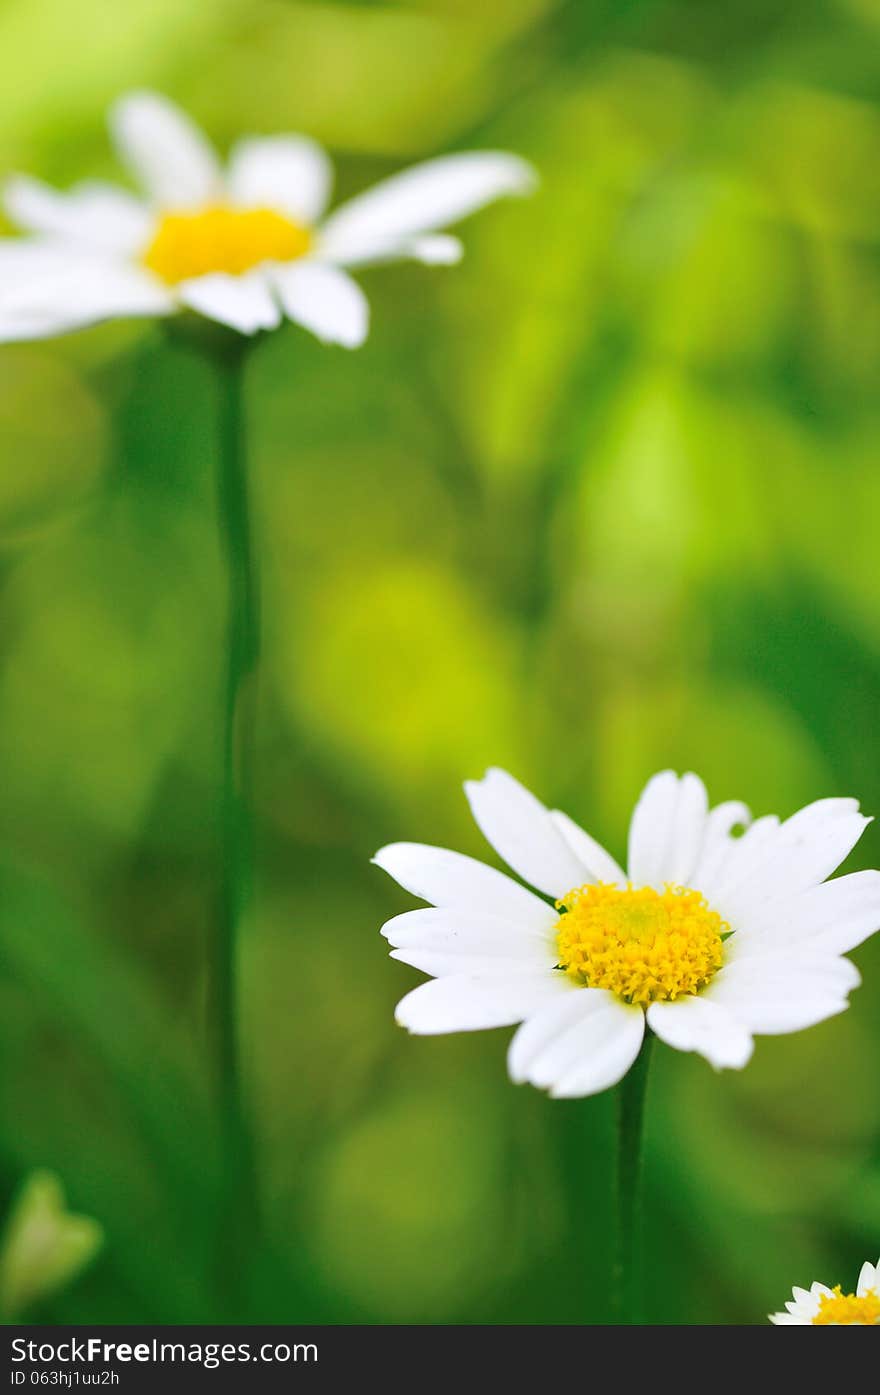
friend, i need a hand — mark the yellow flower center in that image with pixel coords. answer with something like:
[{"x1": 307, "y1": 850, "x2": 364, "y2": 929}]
[
  {"x1": 142, "y1": 205, "x2": 312, "y2": 285},
  {"x1": 555, "y1": 882, "x2": 727, "y2": 1006},
  {"x1": 812, "y1": 1286, "x2": 880, "y2": 1325}
]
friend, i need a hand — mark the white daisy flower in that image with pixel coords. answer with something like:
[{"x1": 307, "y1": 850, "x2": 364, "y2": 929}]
[
  {"x1": 0, "y1": 91, "x2": 536, "y2": 346},
  {"x1": 374, "y1": 768, "x2": 878, "y2": 1098},
  {"x1": 770, "y1": 1256, "x2": 880, "y2": 1324}
]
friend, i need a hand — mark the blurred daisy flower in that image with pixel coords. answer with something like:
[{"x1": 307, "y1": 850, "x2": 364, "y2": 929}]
[
  {"x1": 770, "y1": 1256, "x2": 880, "y2": 1324},
  {"x1": 0, "y1": 91, "x2": 535, "y2": 346},
  {"x1": 374, "y1": 769, "x2": 878, "y2": 1097}
]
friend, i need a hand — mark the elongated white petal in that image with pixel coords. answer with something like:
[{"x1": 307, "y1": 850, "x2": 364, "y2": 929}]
[
  {"x1": 690, "y1": 800, "x2": 752, "y2": 888},
  {"x1": 663, "y1": 772, "x2": 709, "y2": 886},
  {"x1": 0, "y1": 240, "x2": 72, "y2": 278},
  {"x1": 782, "y1": 1288, "x2": 820, "y2": 1319},
  {"x1": 177, "y1": 271, "x2": 281, "y2": 334},
  {"x1": 318, "y1": 150, "x2": 536, "y2": 264},
  {"x1": 0, "y1": 245, "x2": 173, "y2": 340},
  {"x1": 857, "y1": 1258, "x2": 879, "y2": 1297},
  {"x1": 705, "y1": 955, "x2": 860, "y2": 1034},
  {"x1": 0, "y1": 244, "x2": 168, "y2": 310},
  {"x1": 646, "y1": 996, "x2": 753, "y2": 1069},
  {"x1": 550, "y1": 810, "x2": 625, "y2": 885},
  {"x1": 110, "y1": 91, "x2": 221, "y2": 207},
  {"x1": 272, "y1": 261, "x2": 368, "y2": 347},
  {"x1": 0, "y1": 311, "x2": 76, "y2": 342},
  {"x1": 729, "y1": 870, "x2": 880, "y2": 958},
  {"x1": 464, "y1": 768, "x2": 587, "y2": 900},
  {"x1": 719, "y1": 800, "x2": 870, "y2": 925},
  {"x1": 627, "y1": 770, "x2": 679, "y2": 888},
  {"x1": 3, "y1": 176, "x2": 150, "y2": 254},
  {"x1": 789, "y1": 1286, "x2": 815, "y2": 1310},
  {"x1": 508, "y1": 988, "x2": 644, "y2": 1097},
  {"x1": 314, "y1": 229, "x2": 464, "y2": 269},
  {"x1": 373, "y1": 843, "x2": 557, "y2": 932},
  {"x1": 725, "y1": 813, "x2": 871, "y2": 923},
  {"x1": 508, "y1": 992, "x2": 590, "y2": 1084},
  {"x1": 383, "y1": 908, "x2": 556, "y2": 977},
  {"x1": 769, "y1": 1311, "x2": 811, "y2": 1325},
  {"x1": 702, "y1": 800, "x2": 752, "y2": 846},
  {"x1": 391, "y1": 947, "x2": 556, "y2": 977},
  {"x1": 698, "y1": 814, "x2": 779, "y2": 905},
  {"x1": 408, "y1": 234, "x2": 463, "y2": 264},
  {"x1": 550, "y1": 1020, "x2": 647, "y2": 1098},
  {"x1": 228, "y1": 135, "x2": 332, "y2": 223},
  {"x1": 395, "y1": 970, "x2": 569, "y2": 1035},
  {"x1": 381, "y1": 906, "x2": 553, "y2": 951}
]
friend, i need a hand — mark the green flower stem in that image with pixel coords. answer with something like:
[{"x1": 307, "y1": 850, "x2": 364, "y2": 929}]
[
  {"x1": 612, "y1": 1031, "x2": 654, "y2": 1324},
  {"x1": 208, "y1": 330, "x2": 260, "y2": 1313}
]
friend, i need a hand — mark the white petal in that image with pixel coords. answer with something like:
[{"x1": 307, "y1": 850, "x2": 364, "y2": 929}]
[
  {"x1": 381, "y1": 906, "x2": 553, "y2": 951},
  {"x1": 699, "y1": 814, "x2": 780, "y2": 905},
  {"x1": 647, "y1": 995, "x2": 753, "y2": 1070},
  {"x1": 705, "y1": 955, "x2": 860, "y2": 1034},
  {"x1": 718, "y1": 800, "x2": 871, "y2": 924},
  {"x1": 701, "y1": 800, "x2": 752, "y2": 846},
  {"x1": 110, "y1": 90, "x2": 222, "y2": 207},
  {"x1": 372, "y1": 843, "x2": 556, "y2": 932},
  {"x1": 3, "y1": 176, "x2": 151, "y2": 254},
  {"x1": 177, "y1": 271, "x2": 281, "y2": 334},
  {"x1": 272, "y1": 262, "x2": 368, "y2": 347},
  {"x1": 383, "y1": 907, "x2": 556, "y2": 977},
  {"x1": 550, "y1": 810, "x2": 626, "y2": 885},
  {"x1": 395, "y1": 969, "x2": 569, "y2": 1035},
  {"x1": 314, "y1": 229, "x2": 464, "y2": 269},
  {"x1": 508, "y1": 992, "x2": 591, "y2": 1084},
  {"x1": 0, "y1": 311, "x2": 73, "y2": 342},
  {"x1": 318, "y1": 150, "x2": 536, "y2": 264},
  {"x1": 773, "y1": 1282, "x2": 823, "y2": 1321},
  {"x1": 0, "y1": 239, "x2": 71, "y2": 278},
  {"x1": 857, "y1": 1259, "x2": 879, "y2": 1297},
  {"x1": 663, "y1": 772, "x2": 710, "y2": 886},
  {"x1": 791, "y1": 802, "x2": 873, "y2": 886},
  {"x1": 508, "y1": 988, "x2": 644, "y2": 1097},
  {"x1": 228, "y1": 135, "x2": 332, "y2": 223},
  {"x1": 392, "y1": 947, "x2": 557, "y2": 977},
  {"x1": 690, "y1": 800, "x2": 752, "y2": 889},
  {"x1": 464, "y1": 768, "x2": 588, "y2": 899},
  {"x1": 730, "y1": 870, "x2": 880, "y2": 958},
  {"x1": 627, "y1": 770, "x2": 678, "y2": 888},
  {"x1": 408, "y1": 234, "x2": 463, "y2": 264},
  {"x1": 783, "y1": 1292, "x2": 822, "y2": 1319},
  {"x1": 0, "y1": 244, "x2": 173, "y2": 339}
]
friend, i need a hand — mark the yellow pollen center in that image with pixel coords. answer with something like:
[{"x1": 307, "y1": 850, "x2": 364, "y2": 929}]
[
  {"x1": 555, "y1": 882, "x2": 727, "y2": 1006},
  {"x1": 812, "y1": 1286, "x2": 880, "y2": 1325},
  {"x1": 142, "y1": 205, "x2": 312, "y2": 285}
]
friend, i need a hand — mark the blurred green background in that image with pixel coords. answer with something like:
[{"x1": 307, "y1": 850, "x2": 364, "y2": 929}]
[{"x1": 1, "y1": 0, "x2": 879, "y2": 1325}]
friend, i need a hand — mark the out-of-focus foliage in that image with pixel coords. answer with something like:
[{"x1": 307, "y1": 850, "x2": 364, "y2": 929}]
[
  {"x1": 0, "y1": 1171, "x2": 102, "y2": 1320},
  {"x1": 1, "y1": 0, "x2": 879, "y2": 1324}
]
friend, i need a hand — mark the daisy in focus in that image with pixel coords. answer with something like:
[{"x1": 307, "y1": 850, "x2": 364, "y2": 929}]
[
  {"x1": 374, "y1": 769, "x2": 879, "y2": 1097},
  {"x1": 0, "y1": 92, "x2": 535, "y2": 346},
  {"x1": 770, "y1": 1256, "x2": 880, "y2": 1324}
]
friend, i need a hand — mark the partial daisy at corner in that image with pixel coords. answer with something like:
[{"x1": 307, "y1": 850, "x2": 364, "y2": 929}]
[
  {"x1": 0, "y1": 91, "x2": 536, "y2": 346},
  {"x1": 770, "y1": 1256, "x2": 880, "y2": 1324},
  {"x1": 373, "y1": 768, "x2": 879, "y2": 1098}
]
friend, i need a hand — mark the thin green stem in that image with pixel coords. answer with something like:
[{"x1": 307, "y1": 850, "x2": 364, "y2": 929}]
[
  {"x1": 209, "y1": 331, "x2": 260, "y2": 1314},
  {"x1": 612, "y1": 1032, "x2": 654, "y2": 1324}
]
